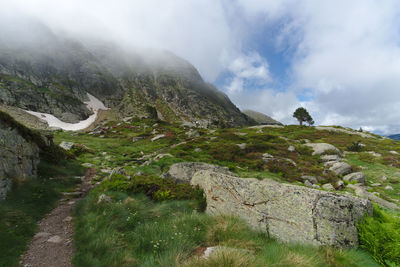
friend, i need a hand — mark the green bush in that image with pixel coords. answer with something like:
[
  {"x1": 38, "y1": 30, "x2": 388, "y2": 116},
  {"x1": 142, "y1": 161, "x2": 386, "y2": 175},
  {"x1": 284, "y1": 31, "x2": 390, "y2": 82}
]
[
  {"x1": 99, "y1": 174, "x2": 206, "y2": 211},
  {"x1": 357, "y1": 205, "x2": 400, "y2": 266},
  {"x1": 348, "y1": 141, "x2": 363, "y2": 152}
]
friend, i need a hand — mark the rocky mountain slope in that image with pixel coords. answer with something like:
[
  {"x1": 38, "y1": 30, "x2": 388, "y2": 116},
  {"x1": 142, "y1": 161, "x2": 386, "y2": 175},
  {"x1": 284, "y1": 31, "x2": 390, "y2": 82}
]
[
  {"x1": 0, "y1": 22, "x2": 253, "y2": 128},
  {"x1": 243, "y1": 109, "x2": 282, "y2": 125}
]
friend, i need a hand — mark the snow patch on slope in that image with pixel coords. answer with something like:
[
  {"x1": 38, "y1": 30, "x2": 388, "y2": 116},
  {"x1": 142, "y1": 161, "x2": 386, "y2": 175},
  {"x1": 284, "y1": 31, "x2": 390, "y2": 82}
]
[{"x1": 26, "y1": 93, "x2": 108, "y2": 131}]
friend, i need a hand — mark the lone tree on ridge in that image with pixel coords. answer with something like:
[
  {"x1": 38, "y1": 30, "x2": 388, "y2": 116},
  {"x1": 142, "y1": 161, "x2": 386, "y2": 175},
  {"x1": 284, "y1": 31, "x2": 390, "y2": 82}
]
[{"x1": 293, "y1": 107, "x2": 314, "y2": 126}]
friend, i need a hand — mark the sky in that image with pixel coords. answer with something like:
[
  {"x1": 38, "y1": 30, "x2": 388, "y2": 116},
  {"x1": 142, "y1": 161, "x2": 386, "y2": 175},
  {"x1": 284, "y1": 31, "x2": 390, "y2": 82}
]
[{"x1": 2, "y1": 0, "x2": 400, "y2": 135}]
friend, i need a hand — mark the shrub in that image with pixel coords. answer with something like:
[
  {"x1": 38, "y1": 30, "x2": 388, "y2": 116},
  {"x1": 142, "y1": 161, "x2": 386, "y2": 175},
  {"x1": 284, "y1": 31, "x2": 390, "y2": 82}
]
[
  {"x1": 357, "y1": 205, "x2": 400, "y2": 266},
  {"x1": 99, "y1": 174, "x2": 206, "y2": 211},
  {"x1": 348, "y1": 141, "x2": 363, "y2": 152}
]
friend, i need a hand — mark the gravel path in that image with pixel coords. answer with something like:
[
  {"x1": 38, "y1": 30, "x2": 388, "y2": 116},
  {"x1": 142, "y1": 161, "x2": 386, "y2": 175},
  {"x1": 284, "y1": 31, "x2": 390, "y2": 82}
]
[{"x1": 20, "y1": 168, "x2": 95, "y2": 267}]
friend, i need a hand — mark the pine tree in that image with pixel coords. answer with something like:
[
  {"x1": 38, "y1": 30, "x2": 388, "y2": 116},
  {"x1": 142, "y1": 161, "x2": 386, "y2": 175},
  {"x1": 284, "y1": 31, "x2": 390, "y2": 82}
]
[{"x1": 293, "y1": 107, "x2": 314, "y2": 126}]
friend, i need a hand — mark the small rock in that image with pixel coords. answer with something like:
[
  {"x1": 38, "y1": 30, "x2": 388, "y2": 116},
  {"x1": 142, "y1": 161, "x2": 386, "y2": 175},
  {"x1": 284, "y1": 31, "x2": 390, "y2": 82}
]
[
  {"x1": 186, "y1": 129, "x2": 200, "y2": 138},
  {"x1": 63, "y1": 216, "x2": 72, "y2": 222},
  {"x1": 237, "y1": 143, "x2": 247, "y2": 150},
  {"x1": 380, "y1": 176, "x2": 387, "y2": 181},
  {"x1": 371, "y1": 183, "x2": 382, "y2": 187},
  {"x1": 34, "y1": 232, "x2": 52, "y2": 239},
  {"x1": 59, "y1": 141, "x2": 74, "y2": 150},
  {"x1": 210, "y1": 136, "x2": 217, "y2": 140},
  {"x1": 322, "y1": 183, "x2": 334, "y2": 190},
  {"x1": 389, "y1": 151, "x2": 399, "y2": 155},
  {"x1": 312, "y1": 184, "x2": 321, "y2": 189},
  {"x1": 335, "y1": 180, "x2": 345, "y2": 190},
  {"x1": 154, "y1": 153, "x2": 173, "y2": 161},
  {"x1": 101, "y1": 152, "x2": 107, "y2": 156},
  {"x1": 151, "y1": 134, "x2": 166, "y2": 142},
  {"x1": 97, "y1": 194, "x2": 112, "y2": 204},
  {"x1": 343, "y1": 172, "x2": 366, "y2": 185},
  {"x1": 304, "y1": 180, "x2": 313, "y2": 188},
  {"x1": 301, "y1": 175, "x2": 318, "y2": 184},
  {"x1": 67, "y1": 201, "x2": 75, "y2": 205},
  {"x1": 288, "y1": 145, "x2": 296, "y2": 152},
  {"x1": 194, "y1": 148, "x2": 202, "y2": 152},
  {"x1": 321, "y1": 155, "x2": 341, "y2": 162},
  {"x1": 47, "y1": 235, "x2": 63, "y2": 244},
  {"x1": 366, "y1": 151, "x2": 382, "y2": 157},
  {"x1": 262, "y1": 153, "x2": 274, "y2": 163},
  {"x1": 234, "y1": 132, "x2": 247, "y2": 136},
  {"x1": 385, "y1": 185, "x2": 394, "y2": 190},
  {"x1": 101, "y1": 168, "x2": 112, "y2": 174},
  {"x1": 82, "y1": 162, "x2": 94, "y2": 168},
  {"x1": 132, "y1": 136, "x2": 144, "y2": 143},
  {"x1": 202, "y1": 246, "x2": 250, "y2": 259}
]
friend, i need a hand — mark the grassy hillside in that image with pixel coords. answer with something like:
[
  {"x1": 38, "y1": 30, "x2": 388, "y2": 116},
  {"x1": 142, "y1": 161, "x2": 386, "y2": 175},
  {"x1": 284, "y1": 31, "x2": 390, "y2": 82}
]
[{"x1": 50, "y1": 118, "x2": 400, "y2": 266}]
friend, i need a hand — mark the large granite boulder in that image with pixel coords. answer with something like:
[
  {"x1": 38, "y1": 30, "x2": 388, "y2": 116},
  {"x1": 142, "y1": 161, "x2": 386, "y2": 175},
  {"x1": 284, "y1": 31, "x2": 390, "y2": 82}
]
[
  {"x1": 163, "y1": 162, "x2": 235, "y2": 184},
  {"x1": 305, "y1": 143, "x2": 340, "y2": 155},
  {"x1": 191, "y1": 170, "x2": 372, "y2": 247},
  {"x1": 0, "y1": 117, "x2": 41, "y2": 200}
]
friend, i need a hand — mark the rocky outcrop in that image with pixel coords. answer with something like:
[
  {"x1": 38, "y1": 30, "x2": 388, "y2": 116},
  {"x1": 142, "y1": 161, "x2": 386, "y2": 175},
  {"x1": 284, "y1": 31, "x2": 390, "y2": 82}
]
[
  {"x1": 0, "y1": 22, "x2": 253, "y2": 128},
  {"x1": 163, "y1": 162, "x2": 235, "y2": 184},
  {"x1": 191, "y1": 170, "x2": 372, "y2": 247},
  {"x1": 0, "y1": 116, "x2": 40, "y2": 199},
  {"x1": 242, "y1": 110, "x2": 282, "y2": 125}
]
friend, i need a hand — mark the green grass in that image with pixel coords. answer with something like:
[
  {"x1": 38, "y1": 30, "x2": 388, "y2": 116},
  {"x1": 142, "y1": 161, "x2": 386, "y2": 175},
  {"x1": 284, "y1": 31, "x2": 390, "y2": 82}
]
[
  {"x1": 73, "y1": 190, "x2": 378, "y2": 267},
  {"x1": 357, "y1": 205, "x2": 400, "y2": 266},
  {"x1": 0, "y1": 159, "x2": 83, "y2": 267}
]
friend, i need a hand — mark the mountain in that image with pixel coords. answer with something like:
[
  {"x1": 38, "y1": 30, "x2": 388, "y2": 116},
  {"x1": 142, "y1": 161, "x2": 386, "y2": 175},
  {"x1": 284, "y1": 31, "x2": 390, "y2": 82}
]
[
  {"x1": 0, "y1": 21, "x2": 253, "y2": 128},
  {"x1": 388, "y1": 134, "x2": 400, "y2": 140},
  {"x1": 242, "y1": 109, "x2": 282, "y2": 125}
]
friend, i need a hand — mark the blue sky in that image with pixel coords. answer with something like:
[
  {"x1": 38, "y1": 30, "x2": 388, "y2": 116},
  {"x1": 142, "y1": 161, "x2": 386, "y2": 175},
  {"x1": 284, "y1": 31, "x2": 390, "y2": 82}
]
[{"x1": 4, "y1": 0, "x2": 400, "y2": 134}]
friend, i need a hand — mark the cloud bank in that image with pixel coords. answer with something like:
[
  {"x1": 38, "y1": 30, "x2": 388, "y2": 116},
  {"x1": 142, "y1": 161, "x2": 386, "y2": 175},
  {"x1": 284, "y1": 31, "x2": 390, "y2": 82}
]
[{"x1": 2, "y1": 0, "x2": 400, "y2": 134}]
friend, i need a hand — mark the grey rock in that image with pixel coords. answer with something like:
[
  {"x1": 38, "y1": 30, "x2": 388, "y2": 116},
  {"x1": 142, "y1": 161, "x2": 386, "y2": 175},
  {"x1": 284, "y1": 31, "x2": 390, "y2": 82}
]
[
  {"x1": 262, "y1": 153, "x2": 274, "y2": 162},
  {"x1": 385, "y1": 185, "x2": 394, "y2": 190},
  {"x1": 186, "y1": 129, "x2": 200, "y2": 138},
  {"x1": 343, "y1": 172, "x2": 366, "y2": 185},
  {"x1": 163, "y1": 162, "x2": 235, "y2": 184},
  {"x1": 335, "y1": 180, "x2": 345, "y2": 190},
  {"x1": 301, "y1": 175, "x2": 318, "y2": 184},
  {"x1": 237, "y1": 143, "x2": 247, "y2": 150},
  {"x1": 348, "y1": 184, "x2": 399, "y2": 210},
  {"x1": 34, "y1": 232, "x2": 52, "y2": 239},
  {"x1": 97, "y1": 194, "x2": 112, "y2": 204},
  {"x1": 380, "y1": 176, "x2": 387, "y2": 181},
  {"x1": 59, "y1": 141, "x2": 74, "y2": 150},
  {"x1": 371, "y1": 183, "x2": 382, "y2": 187},
  {"x1": 322, "y1": 183, "x2": 335, "y2": 190},
  {"x1": 191, "y1": 171, "x2": 372, "y2": 247},
  {"x1": 288, "y1": 146, "x2": 296, "y2": 152},
  {"x1": 194, "y1": 148, "x2": 202, "y2": 152},
  {"x1": 321, "y1": 155, "x2": 341, "y2": 162},
  {"x1": 82, "y1": 162, "x2": 94, "y2": 168},
  {"x1": 305, "y1": 143, "x2": 340, "y2": 155},
  {"x1": 47, "y1": 235, "x2": 63, "y2": 244},
  {"x1": 304, "y1": 180, "x2": 313, "y2": 188},
  {"x1": 154, "y1": 153, "x2": 173, "y2": 161},
  {"x1": 366, "y1": 151, "x2": 382, "y2": 157},
  {"x1": 0, "y1": 122, "x2": 40, "y2": 200},
  {"x1": 390, "y1": 151, "x2": 399, "y2": 155},
  {"x1": 151, "y1": 134, "x2": 166, "y2": 142},
  {"x1": 329, "y1": 162, "x2": 352, "y2": 176}
]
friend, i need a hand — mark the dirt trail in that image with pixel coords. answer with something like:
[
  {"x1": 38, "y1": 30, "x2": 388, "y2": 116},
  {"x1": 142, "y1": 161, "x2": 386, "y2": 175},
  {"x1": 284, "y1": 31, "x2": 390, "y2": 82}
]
[{"x1": 20, "y1": 169, "x2": 95, "y2": 267}]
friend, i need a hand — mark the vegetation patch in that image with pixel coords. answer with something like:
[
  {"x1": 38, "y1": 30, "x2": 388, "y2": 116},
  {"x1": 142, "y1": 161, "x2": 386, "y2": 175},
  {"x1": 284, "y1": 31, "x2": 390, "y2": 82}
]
[{"x1": 0, "y1": 159, "x2": 83, "y2": 267}]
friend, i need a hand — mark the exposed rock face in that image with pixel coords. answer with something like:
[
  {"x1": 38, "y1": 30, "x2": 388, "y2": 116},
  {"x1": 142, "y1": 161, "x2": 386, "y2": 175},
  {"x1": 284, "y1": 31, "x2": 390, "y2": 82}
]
[
  {"x1": 163, "y1": 162, "x2": 235, "y2": 184},
  {"x1": 305, "y1": 143, "x2": 340, "y2": 155},
  {"x1": 0, "y1": 119, "x2": 40, "y2": 200},
  {"x1": 191, "y1": 170, "x2": 372, "y2": 247},
  {"x1": 242, "y1": 110, "x2": 282, "y2": 125},
  {"x1": 0, "y1": 22, "x2": 253, "y2": 128}
]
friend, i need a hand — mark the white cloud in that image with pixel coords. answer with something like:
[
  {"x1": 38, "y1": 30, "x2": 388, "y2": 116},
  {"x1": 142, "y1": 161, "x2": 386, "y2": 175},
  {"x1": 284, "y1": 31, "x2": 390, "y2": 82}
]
[
  {"x1": 225, "y1": 52, "x2": 271, "y2": 94},
  {"x1": 2, "y1": 0, "x2": 400, "y2": 134}
]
